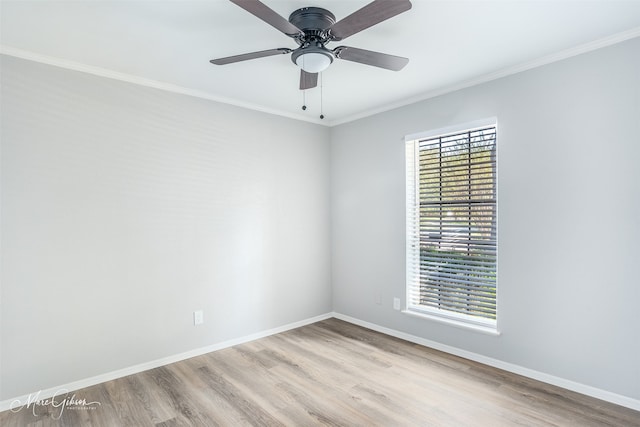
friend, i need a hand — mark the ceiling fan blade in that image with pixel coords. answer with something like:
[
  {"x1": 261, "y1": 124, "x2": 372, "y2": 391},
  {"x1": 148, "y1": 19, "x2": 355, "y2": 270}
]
[
  {"x1": 300, "y1": 70, "x2": 318, "y2": 90},
  {"x1": 334, "y1": 46, "x2": 408, "y2": 71},
  {"x1": 229, "y1": 0, "x2": 303, "y2": 37},
  {"x1": 210, "y1": 48, "x2": 292, "y2": 65},
  {"x1": 329, "y1": 0, "x2": 412, "y2": 41}
]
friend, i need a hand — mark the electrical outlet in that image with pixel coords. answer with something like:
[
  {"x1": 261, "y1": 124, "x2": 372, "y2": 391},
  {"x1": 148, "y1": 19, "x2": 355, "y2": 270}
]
[
  {"x1": 193, "y1": 310, "x2": 204, "y2": 325},
  {"x1": 393, "y1": 298, "x2": 401, "y2": 310}
]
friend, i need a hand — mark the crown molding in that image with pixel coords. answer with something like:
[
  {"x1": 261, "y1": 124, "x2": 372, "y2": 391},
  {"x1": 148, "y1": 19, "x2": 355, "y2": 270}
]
[
  {"x1": 328, "y1": 27, "x2": 640, "y2": 127},
  {"x1": 0, "y1": 45, "x2": 328, "y2": 127},
  {"x1": 2, "y1": 26, "x2": 639, "y2": 128}
]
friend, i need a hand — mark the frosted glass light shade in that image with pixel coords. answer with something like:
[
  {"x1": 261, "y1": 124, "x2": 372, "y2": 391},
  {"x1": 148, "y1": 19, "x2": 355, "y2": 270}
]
[{"x1": 296, "y1": 52, "x2": 332, "y2": 73}]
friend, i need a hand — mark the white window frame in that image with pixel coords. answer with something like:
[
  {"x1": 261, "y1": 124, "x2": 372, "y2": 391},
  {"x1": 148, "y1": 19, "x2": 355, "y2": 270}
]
[{"x1": 404, "y1": 118, "x2": 499, "y2": 335}]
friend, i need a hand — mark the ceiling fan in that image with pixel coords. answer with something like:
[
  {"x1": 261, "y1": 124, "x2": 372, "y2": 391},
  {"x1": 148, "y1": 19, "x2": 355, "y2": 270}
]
[{"x1": 210, "y1": 0, "x2": 412, "y2": 90}]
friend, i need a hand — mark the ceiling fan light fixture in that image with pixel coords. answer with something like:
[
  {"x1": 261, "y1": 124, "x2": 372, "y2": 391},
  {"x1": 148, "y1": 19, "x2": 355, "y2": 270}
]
[
  {"x1": 292, "y1": 45, "x2": 334, "y2": 73},
  {"x1": 296, "y1": 52, "x2": 332, "y2": 73}
]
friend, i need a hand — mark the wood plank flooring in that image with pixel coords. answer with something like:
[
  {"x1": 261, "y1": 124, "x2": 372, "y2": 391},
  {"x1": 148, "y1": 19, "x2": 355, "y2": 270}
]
[{"x1": 2, "y1": 318, "x2": 639, "y2": 426}]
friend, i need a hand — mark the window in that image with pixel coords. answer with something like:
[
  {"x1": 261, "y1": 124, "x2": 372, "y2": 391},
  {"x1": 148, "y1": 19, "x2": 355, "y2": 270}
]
[{"x1": 405, "y1": 119, "x2": 497, "y2": 331}]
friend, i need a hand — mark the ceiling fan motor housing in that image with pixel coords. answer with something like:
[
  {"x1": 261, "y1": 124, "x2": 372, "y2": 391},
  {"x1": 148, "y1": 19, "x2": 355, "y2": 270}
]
[
  {"x1": 288, "y1": 7, "x2": 336, "y2": 38},
  {"x1": 289, "y1": 7, "x2": 336, "y2": 72}
]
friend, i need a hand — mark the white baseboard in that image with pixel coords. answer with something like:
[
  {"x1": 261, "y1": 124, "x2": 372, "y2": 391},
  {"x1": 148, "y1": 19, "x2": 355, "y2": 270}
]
[
  {"x1": 332, "y1": 312, "x2": 640, "y2": 412},
  {"x1": 4, "y1": 311, "x2": 638, "y2": 414},
  {"x1": 0, "y1": 312, "x2": 333, "y2": 413}
]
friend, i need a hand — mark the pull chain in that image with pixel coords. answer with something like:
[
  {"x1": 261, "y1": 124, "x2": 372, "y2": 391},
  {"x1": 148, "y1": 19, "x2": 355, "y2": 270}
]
[
  {"x1": 301, "y1": 54, "x2": 307, "y2": 111},
  {"x1": 319, "y1": 73, "x2": 325, "y2": 120}
]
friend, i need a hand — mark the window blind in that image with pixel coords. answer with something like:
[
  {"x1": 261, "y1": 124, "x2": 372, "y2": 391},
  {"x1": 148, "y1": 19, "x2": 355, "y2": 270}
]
[{"x1": 406, "y1": 124, "x2": 497, "y2": 326}]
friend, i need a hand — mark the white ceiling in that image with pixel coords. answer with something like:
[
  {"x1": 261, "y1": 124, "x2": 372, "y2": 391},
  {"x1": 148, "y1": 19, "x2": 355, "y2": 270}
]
[{"x1": 2, "y1": 1, "x2": 640, "y2": 126}]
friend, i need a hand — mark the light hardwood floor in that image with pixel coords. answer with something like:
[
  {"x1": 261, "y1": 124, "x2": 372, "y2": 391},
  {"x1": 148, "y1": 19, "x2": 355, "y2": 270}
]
[{"x1": 2, "y1": 318, "x2": 639, "y2": 426}]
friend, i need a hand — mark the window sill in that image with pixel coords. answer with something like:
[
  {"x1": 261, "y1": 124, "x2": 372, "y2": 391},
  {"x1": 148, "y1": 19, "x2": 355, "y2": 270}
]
[{"x1": 402, "y1": 309, "x2": 501, "y2": 336}]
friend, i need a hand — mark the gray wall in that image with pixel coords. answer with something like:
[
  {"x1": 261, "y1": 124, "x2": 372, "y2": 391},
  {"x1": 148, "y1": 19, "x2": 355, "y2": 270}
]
[
  {"x1": 0, "y1": 56, "x2": 331, "y2": 399},
  {"x1": 2, "y1": 37, "x2": 639, "y2": 404},
  {"x1": 331, "y1": 37, "x2": 640, "y2": 399}
]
